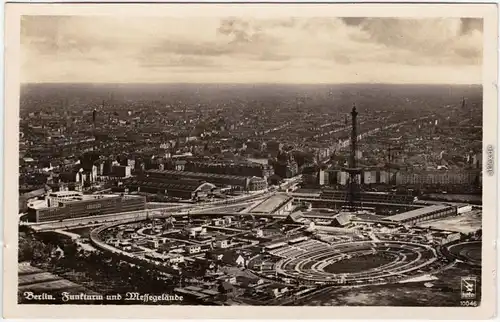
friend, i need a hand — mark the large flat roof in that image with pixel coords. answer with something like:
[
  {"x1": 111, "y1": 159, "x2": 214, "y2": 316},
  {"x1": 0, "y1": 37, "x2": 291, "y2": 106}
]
[
  {"x1": 58, "y1": 194, "x2": 121, "y2": 202},
  {"x1": 48, "y1": 190, "x2": 82, "y2": 197},
  {"x1": 146, "y1": 169, "x2": 258, "y2": 181},
  {"x1": 30, "y1": 199, "x2": 56, "y2": 209},
  {"x1": 127, "y1": 178, "x2": 213, "y2": 191},
  {"x1": 29, "y1": 193, "x2": 139, "y2": 210},
  {"x1": 385, "y1": 204, "x2": 453, "y2": 222},
  {"x1": 250, "y1": 193, "x2": 292, "y2": 213}
]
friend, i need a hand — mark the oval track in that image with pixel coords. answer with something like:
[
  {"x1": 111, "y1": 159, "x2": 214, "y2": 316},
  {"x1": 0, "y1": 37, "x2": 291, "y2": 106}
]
[
  {"x1": 447, "y1": 241, "x2": 481, "y2": 266},
  {"x1": 273, "y1": 240, "x2": 438, "y2": 285}
]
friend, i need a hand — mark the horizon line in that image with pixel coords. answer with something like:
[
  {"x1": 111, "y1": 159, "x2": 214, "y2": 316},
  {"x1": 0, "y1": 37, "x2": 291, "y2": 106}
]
[{"x1": 20, "y1": 82, "x2": 483, "y2": 86}]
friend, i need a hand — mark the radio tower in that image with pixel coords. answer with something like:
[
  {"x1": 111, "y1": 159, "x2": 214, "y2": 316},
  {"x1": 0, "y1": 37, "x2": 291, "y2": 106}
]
[{"x1": 344, "y1": 104, "x2": 361, "y2": 212}]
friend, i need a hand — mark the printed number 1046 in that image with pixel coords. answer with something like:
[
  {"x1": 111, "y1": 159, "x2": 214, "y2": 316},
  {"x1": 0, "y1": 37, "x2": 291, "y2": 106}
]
[{"x1": 460, "y1": 300, "x2": 478, "y2": 307}]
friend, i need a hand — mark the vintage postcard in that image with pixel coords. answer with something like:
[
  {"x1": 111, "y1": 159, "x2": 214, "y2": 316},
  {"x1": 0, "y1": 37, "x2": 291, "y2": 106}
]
[{"x1": 3, "y1": 2, "x2": 498, "y2": 319}]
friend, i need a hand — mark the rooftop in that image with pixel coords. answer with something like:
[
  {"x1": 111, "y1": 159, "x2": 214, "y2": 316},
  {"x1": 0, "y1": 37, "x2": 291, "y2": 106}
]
[
  {"x1": 48, "y1": 190, "x2": 83, "y2": 197},
  {"x1": 250, "y1": 193, "x2": 292, "y2": 213},
  {"x1": 331, "y1": 213, "x2": 352, "y2": 226},
  {"x1": 287, "y1": 211, "x2": 306, "y2": 223},
  {"x1": 146, "y1": 169, "x2": 262, "y2": 181},
  {"x1": 127, "y1": 178, "x2": 214, "y2": 192},
  {"x1": 29, "y1": 193, "x2": 142, "y2": 209},
  {"x1": 385, "y1": 204, "x2": 453, "y2": 222}
]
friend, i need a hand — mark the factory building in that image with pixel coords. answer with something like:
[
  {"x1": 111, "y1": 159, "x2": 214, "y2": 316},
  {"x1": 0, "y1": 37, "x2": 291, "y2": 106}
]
[
  {"x1": 144, "y1": 169, "x2": 267, "y2": 191},
  {"x1": 184, "y1": 160, "x2": 273, "y2": 178},
  {"x1": 384, "y1": 204, "x2": 456, "y2": 225},
  {"x1": 248, "y1": 193, "x2": 294, "y2": 215},
  {"x1": 320, "y1": 189, "x2": 415, "y2": 204},
  {"x1": 125, "y1": 177, "x2": 216, "y2": 200},
  {"x1": 27, "y1": 191, "x2": 146, "y2": 223},
  {"x1": 395, "y1": 170, "x2": 480, "y2": 185},
  {"x1": 327, "y1": 169, "x2": 385, "y2": 186},
  {"x1": 321, "y1": 168, "x2": 479, "y2": 187}
]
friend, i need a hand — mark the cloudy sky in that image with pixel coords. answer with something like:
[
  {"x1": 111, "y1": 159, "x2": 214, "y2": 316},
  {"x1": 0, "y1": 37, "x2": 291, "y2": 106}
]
[{"x1": 21, "y1": 16, "x2": 483, "y2": 84}]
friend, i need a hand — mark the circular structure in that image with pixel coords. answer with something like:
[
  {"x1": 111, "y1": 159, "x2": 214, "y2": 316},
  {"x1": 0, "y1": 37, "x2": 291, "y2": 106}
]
[
  {"x1": 447, "y1": 241, "x2": 481, "y2": 266},
  {"x1": 274, "y1": 240, "x2": 439, "y2": 285}
]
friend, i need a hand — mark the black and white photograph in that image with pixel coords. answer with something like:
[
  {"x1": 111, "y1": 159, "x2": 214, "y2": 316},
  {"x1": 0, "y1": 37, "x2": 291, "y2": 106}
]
[{"x1": 3, "y1": 3, "x2": 498, "y2": 319}]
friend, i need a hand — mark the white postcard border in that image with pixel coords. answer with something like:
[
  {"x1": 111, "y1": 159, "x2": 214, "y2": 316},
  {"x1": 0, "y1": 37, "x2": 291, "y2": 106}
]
[{"x1": 3, "y1": 3, "x2": 498, "y2": 319}]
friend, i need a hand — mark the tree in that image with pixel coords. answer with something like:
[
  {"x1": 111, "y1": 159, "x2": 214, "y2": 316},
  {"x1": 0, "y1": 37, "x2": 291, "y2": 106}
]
[{"x1": 18, "y1": 236, "x2": 34, "y2": 262}]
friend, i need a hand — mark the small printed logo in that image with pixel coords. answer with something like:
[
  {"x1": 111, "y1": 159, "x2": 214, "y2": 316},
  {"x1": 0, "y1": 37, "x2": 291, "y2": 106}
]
[
  {"x1": 486, "y1": 145, "x2": 494, "y2": 176},
  {"x1": 461, "y1": 276, "x2": 477, "y2": 299}
]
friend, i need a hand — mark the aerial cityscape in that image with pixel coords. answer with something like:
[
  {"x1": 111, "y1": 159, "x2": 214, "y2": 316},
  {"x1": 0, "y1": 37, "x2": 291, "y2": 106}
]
[{"x1": 18, "y1": 15, "x2": 483, "y2": 306}]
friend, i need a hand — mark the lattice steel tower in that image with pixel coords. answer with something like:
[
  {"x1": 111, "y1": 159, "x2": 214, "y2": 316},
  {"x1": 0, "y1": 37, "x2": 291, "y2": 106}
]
[{"x1": 344, "y1": 104, "x2": 361, "y2": 212}]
